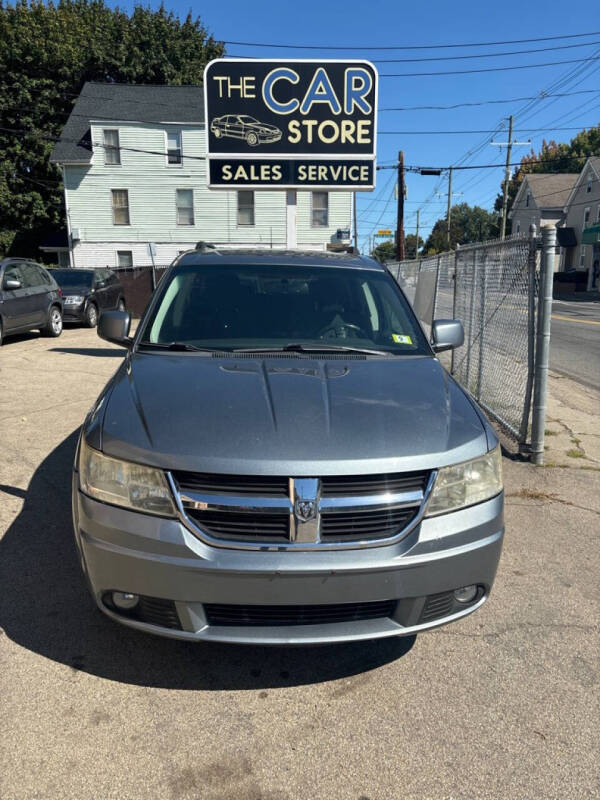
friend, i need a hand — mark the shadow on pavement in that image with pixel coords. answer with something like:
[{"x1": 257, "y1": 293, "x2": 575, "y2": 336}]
[
  {"x1": 50, "y1": 347, "x2": 125, "y2": 358},
  {"x1": 0, "y1": 430, "x2": 415, "y2": 690}
]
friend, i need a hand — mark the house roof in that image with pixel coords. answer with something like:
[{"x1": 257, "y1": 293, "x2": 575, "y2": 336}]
[
  {"x1": 514, "y1": 173, "x2": 579, "y2": 214},
  {"x1": 50, "y1": 82, "x2": 205, "y2": 164}
]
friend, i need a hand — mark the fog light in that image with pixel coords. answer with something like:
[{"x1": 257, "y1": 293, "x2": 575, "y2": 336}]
[
  {"x1": 454, "y1": 585, "x2": 478, "y2": 604},
  {"x1": 112, "y1": 591, "x2": 139, "y2": 610}
]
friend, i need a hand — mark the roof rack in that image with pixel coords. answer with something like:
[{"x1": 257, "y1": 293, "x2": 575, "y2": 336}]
[{"x1": 195, "y1": 241, "x2": 222, "y2": 255}]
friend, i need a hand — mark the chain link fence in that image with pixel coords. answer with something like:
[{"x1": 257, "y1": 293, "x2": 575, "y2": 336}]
[{"x1": 386, "y1": 230, "x2": 553, "y2": 457}]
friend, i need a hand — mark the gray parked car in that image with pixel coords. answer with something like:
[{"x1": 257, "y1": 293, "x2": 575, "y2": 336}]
[
  {"x1": 73, "y1": 250, "x2": 504, "y2": 644},
  {"x1": 0, "y1": 258, "x2": 63, "y2": 345}
]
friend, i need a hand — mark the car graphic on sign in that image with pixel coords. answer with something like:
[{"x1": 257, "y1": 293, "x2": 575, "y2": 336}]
[{"x1": 210, "y1": 115, "x2": 283, "y2": 147}]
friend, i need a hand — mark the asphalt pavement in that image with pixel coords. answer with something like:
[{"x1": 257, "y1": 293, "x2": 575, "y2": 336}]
[
  {"x1": 550, "y1": 298, "x2": 600, "y2": 391},
  {"x1": 1, "y1": 328, "x2": 599, "y2": 800}
]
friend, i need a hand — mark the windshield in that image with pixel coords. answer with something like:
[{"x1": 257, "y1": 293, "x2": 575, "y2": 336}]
[
  {"x1": 140, "y1": 264, "x2": 429, "y2": 355},
  {"x1": 52, "y1": 269, "x2": 93, "y2": 288},
  {"x1": 238, "y1": 116, "x2": 258, "y2": 123}
]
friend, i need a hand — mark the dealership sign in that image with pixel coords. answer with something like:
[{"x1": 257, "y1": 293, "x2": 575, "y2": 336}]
[{"x1": 203, "y1": 59, "x2": 378, "y2": 190}]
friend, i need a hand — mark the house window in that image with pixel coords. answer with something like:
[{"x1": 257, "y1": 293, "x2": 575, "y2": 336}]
[
  {"x1": 525, "y1": 191, "x2": 531, "y2": 208},
  {"x1": 596, "y1": 205, "x2": 600, "y2": 223},
  {"x1": 584, "y1": 207, "x2": 591, "y2": 227},
  {"x1": 111, "y1": 189, "x2": 130, "y2": 225},
  {"x1": 586, "y1": 176, "x2": 592, "y2": 193},
  {"x1": 579, "y1": 245, "x2": 587, "y2": 267},
  {"x1": 103, "y1": 129, "x2": 121, "y2": 165},
  {"x1": 117, "y1": 250, "x2": 133, "y2": 267},
  {"x1": 312, "y1": 192, "x2": 329, "y2": 227},
  {"x1": 167, "y1": 131, "x2": 182, "y2": 165},
  {"x1": 516, "y1": 222, "x2": 521, "y2": 234},
  {"x1": 176, "y1": 189, "x2": 194, "y2": 225},
  {"x1": 237, "y1": 191, "x2": 255, "y2": 226}
]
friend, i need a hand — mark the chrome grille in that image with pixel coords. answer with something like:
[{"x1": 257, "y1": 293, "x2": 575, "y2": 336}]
[{"x1": 170, "y1": 469, "x2": 434, "y2": 550}]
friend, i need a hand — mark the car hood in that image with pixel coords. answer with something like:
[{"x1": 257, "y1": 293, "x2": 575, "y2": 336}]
[
  {"x1": 99, "y1": 353, "x2": 489, "y2": 475},
  {"x1": 60, "y1": 286, "x2": 91, "y2": 295},
  {"x1": 247, "y1": 122, "x2": 278, "y2": 132}
]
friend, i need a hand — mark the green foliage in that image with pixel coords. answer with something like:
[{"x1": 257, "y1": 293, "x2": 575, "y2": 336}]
[
  {"x1": 0, "y1": 0, "x2": 224, "y2": 256},
  {"x1": 423, "y1": 203, "x2": 500, "y2": 254},
  {"x1": 496, "y1": 126, "x2": 600, "y2": 222},
  {"x1": 372, "y1": 234, "x2": 423, "y2": 262}
]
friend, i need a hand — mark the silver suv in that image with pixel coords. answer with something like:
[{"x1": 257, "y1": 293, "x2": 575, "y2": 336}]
[{"x1": 73, "y1": 250, "x2": 503, "y2": 644}]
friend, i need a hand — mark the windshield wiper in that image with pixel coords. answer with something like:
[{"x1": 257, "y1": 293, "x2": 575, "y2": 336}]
[
  {"x1": 138, "y1": 341, "x2": 225, "y2": 352},
  {"x1": 234, "y1": 343, "x2": 393, "y2": 357}
]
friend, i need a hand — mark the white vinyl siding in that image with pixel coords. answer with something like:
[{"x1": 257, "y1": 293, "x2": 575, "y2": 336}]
[
  {"x1": 237, "y1": 191, "x2": 255, "y2": 226},
  {"x1": 103, "y1": 129, "x2": 121, "y2": 165},
  {"x1": 176, "y1": 189, "x2": 194, "y2": 226},
  {"x1": 111, "y1": 189, "x2": 130, "y2": 225},
  {"x1": 311, "y1": 192, "x2": 328, "y2": 227},
  {"x1": 166, "y1": 131, "x2": 182, "y2": 165},
  {"x1": 63, "y1": 123, "x2": 352, "y2": 264}
]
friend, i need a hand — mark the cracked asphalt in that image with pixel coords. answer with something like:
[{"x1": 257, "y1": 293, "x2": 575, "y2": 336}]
[{"x1": 1, "y1": 327, "x2": 599, "y2": 800}]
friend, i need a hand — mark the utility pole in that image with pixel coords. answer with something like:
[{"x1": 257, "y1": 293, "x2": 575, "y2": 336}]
[
  {"x1": 396, "y1": 150, "x2": 405, "y2": 261},
  {"x1": 352, "y1": 192, "x2": 358, "y2": 252},
  {"x1": 415, "y1": 209, "x2": 420, "y2": 260},
  {"x1": 446, "y1": 167, "x2": 453, "y2": 251},
  {"x1": 491, "y1": 116, "x2": 530, "y2": 239}
]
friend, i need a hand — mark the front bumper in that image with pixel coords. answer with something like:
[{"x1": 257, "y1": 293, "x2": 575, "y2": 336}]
[
  {"x1": 73, "y1": 476, "x2": 504, "y2": 644},
  {"x1": 62, "y1": 304, "x2": 86, "y2": 322}
]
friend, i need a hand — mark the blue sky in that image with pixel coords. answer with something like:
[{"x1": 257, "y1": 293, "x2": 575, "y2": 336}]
[{"x1": 112, "y1": 0, "x2": 600, "y2": 251}]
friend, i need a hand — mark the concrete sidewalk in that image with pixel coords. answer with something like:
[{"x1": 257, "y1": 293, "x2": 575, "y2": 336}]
[{"x1": 544, "y1": 371, "x2": 600, "y2": 468}]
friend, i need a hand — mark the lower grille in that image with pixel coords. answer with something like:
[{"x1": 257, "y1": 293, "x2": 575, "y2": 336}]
[
  {"x1": 187, "y1": 509, "x2": 290, "y2": 542},
  {"x1": 320, "y1": 507, "x2": 418, "y2": 542},
  {"x1": 205, "y1": 600, "x2": 396, "y2": 627},
  {"x1": 420, "y1": 592, "x2": 454, "y2": 623},
  {"x1": 103, "y1": 594, "x2": 182, "y2": 630}
]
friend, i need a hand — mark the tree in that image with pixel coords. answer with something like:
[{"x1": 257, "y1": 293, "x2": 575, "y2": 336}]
[
  {"x1": 496, "y1": 125, "x2": 600, "y2": 225},
  {"x1": 423, "y1": 203, "x2": 500, "y2": 254},
  {"x1": 0, "y1": 0, "x2": 224, "y2": 256},
  {"x1": 371, "y1": 234, "x2": 424, "y2": 262}
]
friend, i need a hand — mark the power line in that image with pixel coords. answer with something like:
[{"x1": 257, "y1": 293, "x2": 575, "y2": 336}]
[
  {"x1": 380, "y1": 55, "x2": 600, "y2": 78},
  {"x1": 380, "y1": 89, "x2": 600, "y2": 111},
  {"x1": 229, "y1": 39, "x2": 600, "y2": 64},
  {"x1": 222, "y1": 30, "x2": 600, "y2": 51},
  {"x1": 378, "y1": 125, "x2": 598, "y2": 134}
]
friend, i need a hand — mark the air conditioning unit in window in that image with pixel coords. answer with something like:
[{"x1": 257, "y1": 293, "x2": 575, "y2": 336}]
[{"x1": 71, "y1": 228, "x2": 81, "y2": 242}]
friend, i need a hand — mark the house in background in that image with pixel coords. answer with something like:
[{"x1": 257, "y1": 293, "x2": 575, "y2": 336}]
[
  {"x1": 561, "y1": 156, "x2": 600, "y2": 289},
  {"x1": 508, "y1": 172, "x2": 578, "y2": 272},
  {"x1": 49, "y1": 83, "x2": 353, "y2": 268}
]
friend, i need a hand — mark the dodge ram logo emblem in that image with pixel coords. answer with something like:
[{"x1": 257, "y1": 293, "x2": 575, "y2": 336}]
[{"x1": 295, "y1": 499, "x2": 317, "y2": 522}]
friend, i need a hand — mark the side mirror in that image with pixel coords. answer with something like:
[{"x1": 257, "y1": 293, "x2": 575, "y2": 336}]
[
  {"x1": 98, "y1": 310, "x2": 132, "y2": 348},
  {"x1": 432, "y1": 319, "x2": 464, "y2": 353},
  {"x1": 3, "y1": 278, "x2": 22, "y2": 290}
]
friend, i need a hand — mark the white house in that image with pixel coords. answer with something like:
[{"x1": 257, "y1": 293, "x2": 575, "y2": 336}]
[
  {"x1": 561, "y1": 156, "x2": 600, "y2": 289},
  {"x1": 49, "y1": 83, "x2": 353, "y2": 268}
]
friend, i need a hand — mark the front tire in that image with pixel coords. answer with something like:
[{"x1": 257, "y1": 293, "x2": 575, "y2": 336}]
[
  {"x1": 42, "y1": 305, "x2": 63, "y2": 338},
  {"x1": 246, "y1": 131, "x2": 259, "y2": 146},
  {"x1": 84, "y1": 302, "x2": 98, "y2": 328},
  {"x1": 213, "y1": 127, "x2": 222, "y2": 138}
]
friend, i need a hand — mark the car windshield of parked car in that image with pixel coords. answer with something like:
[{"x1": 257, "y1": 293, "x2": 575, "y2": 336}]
[
  {"x1": 238, "y1": 116, "x2": 258, "y2": 124},
  {"x1": 53, "y1": 270, "x2": 93, "y2": 288},
  {"x1": 140, "y1": 264, "x2": 430, "y2": 355}
]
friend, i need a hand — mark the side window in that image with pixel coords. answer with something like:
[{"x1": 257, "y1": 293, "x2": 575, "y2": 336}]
[
  {"x1": 34, "y1": 265, "x2": 52, "y2": 285},
  {"x1": 93, "y1": 270, "x2": 106, "y2": 288},
  {"x1": 21, "y1": 263, "x2": 42, "y2": 288}
]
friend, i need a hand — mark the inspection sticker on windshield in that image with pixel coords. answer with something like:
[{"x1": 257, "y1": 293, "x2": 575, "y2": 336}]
[{"x1": 392, "y1": 334, "x2": 412, "y2": 344}]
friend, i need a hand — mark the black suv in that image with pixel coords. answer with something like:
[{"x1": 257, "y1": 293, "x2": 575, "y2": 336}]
[
  {"x1": 52, "y1": 268, "x2": 126, "y2": 327},
  {"x1": 0, "y1": 258, "x2": 63, "y2": 346}
]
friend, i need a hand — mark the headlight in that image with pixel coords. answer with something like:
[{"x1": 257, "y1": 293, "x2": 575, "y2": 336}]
[
  {"x1": 78, "y1": 439, "x2": 176, "y2": 517},
  {"x1": 64, "y1": 295, "x2": 84, "y2": 305},
  {"x1": 425, "y1": 445, "x2": 503, "y2": 516}
]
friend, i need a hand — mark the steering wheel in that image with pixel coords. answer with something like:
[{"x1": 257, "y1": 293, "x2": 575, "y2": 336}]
[{"x1": 319, "y1": 321, "x2": 369, "y2": 340}]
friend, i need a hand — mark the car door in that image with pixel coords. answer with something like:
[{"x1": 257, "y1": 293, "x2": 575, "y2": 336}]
[
  {"x1": 229, "y1": 116, "x2": 244, "y2": 139},
  {"x1": 23, "y1": 263, "x2": 50, "y2": 326},
  {"x1": 93, "y1": 270, "x2": 111, "y2": 311},
  {"x1": 0, "y1": 263, "x2": 34, "y2": 330}
]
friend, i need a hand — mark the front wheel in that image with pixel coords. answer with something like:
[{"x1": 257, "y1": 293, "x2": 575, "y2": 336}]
[
  {"x1": 213, "y1": 127, "x2": 222, "y2": 138},
  {"x1": 42, "y1": 305, "x2": 63, "y2": 338},
  {"x1": 84, "y1": 302, "x2": 98, "y2": 328},
  {"x1": 246, "y1": 131, "x2": 259, "y2": 146}
]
